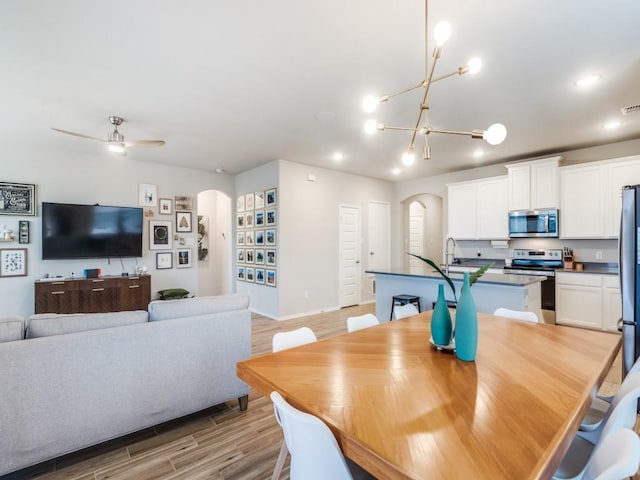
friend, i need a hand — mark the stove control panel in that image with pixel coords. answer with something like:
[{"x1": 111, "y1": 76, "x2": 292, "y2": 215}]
[{"x1": 512, "y1": 249, "x2": 563, "y2": 261}]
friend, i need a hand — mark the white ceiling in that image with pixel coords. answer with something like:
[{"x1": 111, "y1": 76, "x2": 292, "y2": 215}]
[{"x1": 2, "y1": 1, "x2": 640, "y2": 181}]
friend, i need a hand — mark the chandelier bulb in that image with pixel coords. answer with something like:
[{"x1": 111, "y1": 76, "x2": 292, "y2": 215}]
[
  {"x1": 362, "y1": 95, "x2": 379, "y2": 113},
  {"x1": 401, "y1": 149, "x2": 416, "y2": 166},
  {"x1": 483, "y1": 123, "x2": 507, "y2": 145},
  {"x1": 467, "y1": 58, "x2": 482, "y2": 74},
  {"x1": 433, "y1": 21, "x2": 451, "y2": 46},
  {"x1": 364, "y1": 119, "x2": 381, "y2": 135}
]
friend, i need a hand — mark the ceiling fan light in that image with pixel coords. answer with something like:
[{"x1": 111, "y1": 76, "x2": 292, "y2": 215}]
[
  {"x1": 108, "y1": 142, "x2": 126, "y2": 154},
  {"x1": 483, "y1": 123, "x2": 507, "y2": 145}
]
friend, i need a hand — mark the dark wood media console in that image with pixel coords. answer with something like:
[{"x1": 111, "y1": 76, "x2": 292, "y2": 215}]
[{"x1": 34, "y1": 275, "x2": 151, "y2": 314}]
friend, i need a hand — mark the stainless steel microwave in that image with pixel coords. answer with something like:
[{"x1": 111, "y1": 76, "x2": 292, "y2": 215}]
[{"x1": 508, "y1": 209, "x2": 559, "y2": 238}]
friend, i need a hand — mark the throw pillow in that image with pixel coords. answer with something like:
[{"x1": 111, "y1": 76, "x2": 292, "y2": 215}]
[{"x1": 158, "y1": 288, "x2": 190, "y2": 300}]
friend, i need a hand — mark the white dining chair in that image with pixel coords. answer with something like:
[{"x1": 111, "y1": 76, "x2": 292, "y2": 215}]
[
  {"x1": 493, "y1": 307, "x2": 539, "y2": 323},
  {"x1": 392, "y1": 303, "x2": 419, "y2": 320},
  {"x1": 581, "y1": 428, "x2": 640, "y2": 480},
  {"x1": 347, "y1": 313, "x2": 380, "y2": 333},
  {"x1": 271, "y1": 327, "x2": 318, "y2": 480},
  {"x1": 553, "y1": 383, "x2": 640, "y2": 479},
  {"x1": 271, "y1": 392, "x2": 374, "y2": 480}
]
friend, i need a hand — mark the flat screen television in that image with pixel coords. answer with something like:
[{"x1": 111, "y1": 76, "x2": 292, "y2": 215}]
[{"x1": 42, "y1": 202, "x2": 143, "y2": 259}]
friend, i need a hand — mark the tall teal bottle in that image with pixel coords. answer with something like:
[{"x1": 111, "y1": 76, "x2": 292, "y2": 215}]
[
  {"x1": 431, "y1": 283, "x2": 452, "y2": 346},
  {"x1": 455, "y1": 272, "x2": 478, "y2": 361}
]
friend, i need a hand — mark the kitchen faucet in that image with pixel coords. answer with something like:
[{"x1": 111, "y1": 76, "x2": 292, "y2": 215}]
[{"x1": 444, "y1": 237, "x2": 457, "y2": 275}]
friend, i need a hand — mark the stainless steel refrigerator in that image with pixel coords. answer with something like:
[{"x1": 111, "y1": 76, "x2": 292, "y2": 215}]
[{"x1": 621, "y1": 184, "x2": 640, "y2": 375}]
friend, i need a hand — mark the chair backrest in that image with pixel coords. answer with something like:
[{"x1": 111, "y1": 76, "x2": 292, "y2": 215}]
[
  {"x1": 393, "y1": 303, "x2": 419, "y2": 320},
  {"x1": 493, "y1": 307, "x2": 539, "y2": 323},
  {"x1": 271, "y1": 392, "x2": 353, "y2": 480},
  {"x1": 272, "y1": 327, "x2": 317, "y2": 353},
  {"x1": 347, "y1": 313, "x2": 380, "y2": 333},
  {"x1": 582, "y1": 428, "x2": 640, "y2": 480}
]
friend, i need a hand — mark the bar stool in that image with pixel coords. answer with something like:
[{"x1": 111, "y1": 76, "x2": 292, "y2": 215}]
[{"x1": 390, "y1": 294, "x2": 421, "y2": 320}]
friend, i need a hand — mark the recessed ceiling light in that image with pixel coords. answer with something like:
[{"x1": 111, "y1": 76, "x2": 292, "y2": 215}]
[
  {"x1": 575, "y1": 74, "x2": 602, "y2": 88},
  {"x1": 473, "y1": 149, "x2": 484, "y2": 158},
  {"x1": 332, "y1": 152, "x2": 345, "y2": 162},
  {"x1": 391, "y1": 168, "x2": 401, "y2": 175},
  {"x1": 603, "y1": 120, "x2": 622, "y2": 130}
]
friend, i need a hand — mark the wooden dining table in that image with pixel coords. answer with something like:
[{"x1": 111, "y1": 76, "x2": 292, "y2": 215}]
[{"x1": 236, "y1": 311, "x2": 621, "y2": 480}]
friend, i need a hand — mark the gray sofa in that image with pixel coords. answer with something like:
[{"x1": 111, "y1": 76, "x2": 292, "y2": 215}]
[{"x1": 0, "y1": 294, "x2": 251, "y2": 477}]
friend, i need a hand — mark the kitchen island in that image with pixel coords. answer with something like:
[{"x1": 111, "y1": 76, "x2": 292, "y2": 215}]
[{"x1": 367, "y1": 266, "x2": 544, "y2": 321}]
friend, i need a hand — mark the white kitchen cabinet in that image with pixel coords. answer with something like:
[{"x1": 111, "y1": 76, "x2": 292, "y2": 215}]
[
  {"x1": 556, "y1": 272, "x2": 620, "y2": 332},
  {"x1": 506, "y1": 156, "x2": 560, "y2": 211},
  {"x1": 607, "y1": 156, "x2": 640, "y2": 237},
  {"x1": 560, "y1": 165, "x2": 605, "y2": 238},
  {"x1": 447, "y1": 176, "x2": 508, "y2": 240}
]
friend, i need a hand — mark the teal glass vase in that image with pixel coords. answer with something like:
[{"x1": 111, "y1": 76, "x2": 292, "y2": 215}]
[
  {"x1": 431, "y1": 283, "x2": 452, "y2": 346},
  {"x1": 455, "y1": 272, "x2": 478, "y2": 362}
]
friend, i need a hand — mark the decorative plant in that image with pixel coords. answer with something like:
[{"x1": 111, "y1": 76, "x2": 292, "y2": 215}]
[{"x1": 408, "y1": 253, "x2": 494, "y2": 303}]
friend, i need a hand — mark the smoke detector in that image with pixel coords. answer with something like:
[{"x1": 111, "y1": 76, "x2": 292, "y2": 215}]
[{"x1": 621, "y1": 104, "x2": 640, "y2": 116}]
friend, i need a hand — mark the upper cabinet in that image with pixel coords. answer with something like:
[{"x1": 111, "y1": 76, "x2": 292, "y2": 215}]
[
  {"x1": 447, "y1": 176, "x2": 508, "y2": 240},
  {"x1": 560, "y1": 155, "x2": 640, "y2": 239},
  {"x1": 505, "y1": 156, "x2": 561, "y2": 211}
]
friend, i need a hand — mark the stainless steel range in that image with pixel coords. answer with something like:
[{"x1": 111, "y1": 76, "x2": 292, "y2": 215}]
[{"x1": 503, "y1": 249, "x2": 563, "y2": 311}]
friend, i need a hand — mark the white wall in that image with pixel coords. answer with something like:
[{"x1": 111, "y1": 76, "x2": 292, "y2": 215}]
[{"x1": 0, "y1": 144, "x2": 234, "y2": 318}]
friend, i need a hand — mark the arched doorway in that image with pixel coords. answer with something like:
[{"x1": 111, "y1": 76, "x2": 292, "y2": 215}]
[
  {"x1": 197, "y1": 189, "x2": 233, "y2": 296},
  {"x1": 402, "y1": 193, "x2": 443, "y2": 270}
]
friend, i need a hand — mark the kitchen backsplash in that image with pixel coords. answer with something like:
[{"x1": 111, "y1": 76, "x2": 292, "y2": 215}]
[{"x1": 453, "y1": 238, "x2": 618, "y2": 263}]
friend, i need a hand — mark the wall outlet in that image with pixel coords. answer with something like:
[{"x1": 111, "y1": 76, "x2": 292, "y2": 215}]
[{"x1": 595, "y1": 251, "x2": 603, "y2": 260}]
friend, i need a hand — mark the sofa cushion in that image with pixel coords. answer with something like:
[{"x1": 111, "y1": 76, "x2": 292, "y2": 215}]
[
  {"x1": 148, "y1": 294, "x2": 250, "y2": 321},
  {"x1": 0, "y1": 315, "x2": 25, "y2": 343},
  {"x1": 26, "y1": 310, "x2": 149, "y2": 338}
]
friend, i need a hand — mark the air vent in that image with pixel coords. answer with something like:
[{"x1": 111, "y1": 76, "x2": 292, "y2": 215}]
[{"x1": 621, "y1": 104, "x2": 640, "y2": 115}]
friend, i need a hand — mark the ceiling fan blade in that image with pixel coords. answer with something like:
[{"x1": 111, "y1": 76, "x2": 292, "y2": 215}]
[
  {"x1": 124, "y1": 140, "x2": 166, "y2": 148},
  {"x1": 51, "y1": 127, "x2": 106, "y2": 143}
]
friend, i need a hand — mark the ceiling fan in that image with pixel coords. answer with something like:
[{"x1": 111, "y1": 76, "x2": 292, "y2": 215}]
[{"x1": 51, "y1": 116, "x2": 165, "y2": 154}]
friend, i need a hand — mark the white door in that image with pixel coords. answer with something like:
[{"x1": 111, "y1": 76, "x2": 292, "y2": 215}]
[
  {"x1": 408, "y1": 201, "x2": 425, "y2": 273},
  {"x1": 368, "y1": 200, "x2": 390, "y2": 270},
  {"x1": 339, "y1": 205, "x2": 361, "y2": 308}
]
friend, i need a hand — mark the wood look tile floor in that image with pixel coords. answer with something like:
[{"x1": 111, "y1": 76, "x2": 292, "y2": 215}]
[{"x1": 3, "y1": 304, "x2": 632, "y2": 480}]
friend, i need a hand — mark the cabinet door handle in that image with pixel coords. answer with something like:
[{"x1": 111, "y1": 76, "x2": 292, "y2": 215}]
[
  {"x1": 52, "y1": 291, "x2": 65, "y2": 295},
  {"x1": 92, "y1": 279, "x2": 104, "y2": 283},
  {"x1": 92, "y1": 288, "x2": 105, "y2": 292},
  {"x1": 129, "y1": 285, "x2": 140, "y2": 289},
  {"x1": 52, "y1": 282, "x2": 65, "y2": 285}
]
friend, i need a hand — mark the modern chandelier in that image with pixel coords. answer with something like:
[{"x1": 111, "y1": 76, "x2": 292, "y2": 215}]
[{"x1": 362, "y1": 0, "x2": 507, "y2": 166}]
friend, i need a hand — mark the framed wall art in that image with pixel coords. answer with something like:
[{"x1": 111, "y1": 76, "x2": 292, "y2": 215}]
[
  {"x1": 176, "y1": 211, "x2": 192, "y2": 232},
  {"x1": 156, "y1": 252, "x2": 173, "y2": 269},
  {"x1": 266, "y1": 269, "x2": 277, "y2": 287},
  {"x1": 245, "y1": 230, "x2": 254, "y2": 246},
  {"x1": 265, "y1": 188, "x2": 277, "y2": 207},
  {"x1": 18, "y1": 220, "x2": 29, "y2": 244},
  {"x1": 266, "y1": 208, "x2": 277, "y2": 226},
  {"x1": 245, "y1": 212, "x2": 254, "y2": 228},
  {"x1": 149, "y1": 220, "x2": 172, "y2": 250},
  {"x1": 246, "y1": 267, "x2": 255, "y2": 283},
  {"x1": 236, "y1": 213, "x2": 245, "y2": 229},
  {"x1": 175, "y1": 196, "x2": 193, "y2": 210},
  {"x1": 255, "y1": 210, "x2": 264, "y2": 226},
  {"x1": 237, "y1": 195, "x2": 245, "y2": 213},
  {"x1": 255, "y1": 248, "x2": 265, "y2": 265},
  {"x1": 255, "y1": 230, "x2": 265, "y2": 245},
  {"x1": 0, "y1": 182, "x2": 36, "y2": 216},
  {"x1": 255, "y1": 268, "x2": 265, "y2": 285},
  {"x1": 237, "y1": 266, "x2": 245, "y2": 281},
  {"x1": 139, "y1": 183, "x2": 158, "y2": 207},
  {"x1": 245, "y1": 249, "x2": 254, "y2": 264},
  {"x1": 237, "y1": 231, "x2": 245, "y2": 245},
  {"x1": 254, "y1": 191, "x2": 265, "y2": 209},
  {"x1": 265, "y1": 229, "x2": 276, "y2": 245},
  {"x1": 266, "y1": 248, "x2": 276, "y2": 266},
  {"x1": 177, "y1": 248, "x2": 192, "y2": 268},
  {"x1": 0, "y1": 248, "x2": 27, "y2": 277},
  {"x1": 159, "y1": 198, "x2": 173, "y2": 215},
  {"x1": 237, "y1": 248, "x2": 245, "y2": 263},
  {"x1": 245, "y1": 193, "x2": 254, "y2": 211}
]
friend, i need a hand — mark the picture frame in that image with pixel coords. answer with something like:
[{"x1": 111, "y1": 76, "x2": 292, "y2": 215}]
[
  {"x1": 139, "y1": 183, "x2": 158, "y2": 207},
  {"x1": 0, "y1": 182, "x2": 36, "y2": 216},
  {"x1": 266, "y1": 208, "x2": 277, "y2": 226},
  {"x1": 245, "y1": 193, "x2": 254, "y2": 211},
  {"x1": 236, "y1": 213, "x2": 245, "y2": 229},
  {"x1": 245, "y1": 248, "x2": 254, "y2": 264},
  {"x1": 265, "y1": 187, "x2": 277, "y2": 207},
  {"x1": 255, "y1": 248, "x2": 265, "y2": 265},
  {"x1": 245, "y1": 212, "x2": 254, "y2": 228},
  {"x1": 237, "y1": 248, "x2": 245, "y2": 263},
  {"x1": 0, "y1": 248, "x2": 27, "y2": 277},
  {"x1": 255, "y1": 230, "x2": 265, "y2": 245},
  {"x1": 266, "y1": 269, "x2": 277, "y2": 287},
  {"x1": 245, "y1": 230, "x2": 254, "y2": 246},
  {"x1": 237, "y1": 231, "x2": 245, "y2": 245},
  {"x1": 159, "y1": 198, "x2": 173, "y2": 215},
  {"x1": 255, "y1": 210, "x2": 264, "y2": 226},
  {"x1": 246, "y1": 267, "x2": 255, "y2": 283},
  {"x1": 18, "y1": 220, "x2": 29, "y2": 244},
  {"x1": 255, "y1": 268, "x2": 265, "y2": 285},
  {"x1": 176, "y1": 211, "x2": 193, "y2": 233},
  {"x1": 266, "y1": 248, "x2": 276, "y2": 266},
  {"x1": 237, "y1": 266, "x2": 245, "y2": 281},
  {"x1": 177, "y1": 248, "x2": 192, "y2": 268},
  {"x1": 265, "y1": 229, "x2": 276, "y2": 245},
  {"x1": 149, "y1": 220, "x2": 172, "y2": 250},
  {"x1": 197, "y1": 215, "x2": 209, "y2": 262},
  {"x1": 254, "y1": 191, "x2": 265, "y2": 209},
  {"x1": 156, "y1": 251, "x2": 173, "y2": 269},
  {"x1": 175, "y1": 196, "x2": 193, "y2": 210},
  {"x1": 237, "y1": 195, "x2": 245, "y2": 213}
]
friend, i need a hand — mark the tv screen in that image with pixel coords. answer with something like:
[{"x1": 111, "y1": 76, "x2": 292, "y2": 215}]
[{"x1": 42, "y1": 202, "x2": 143, "y2": 259}]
